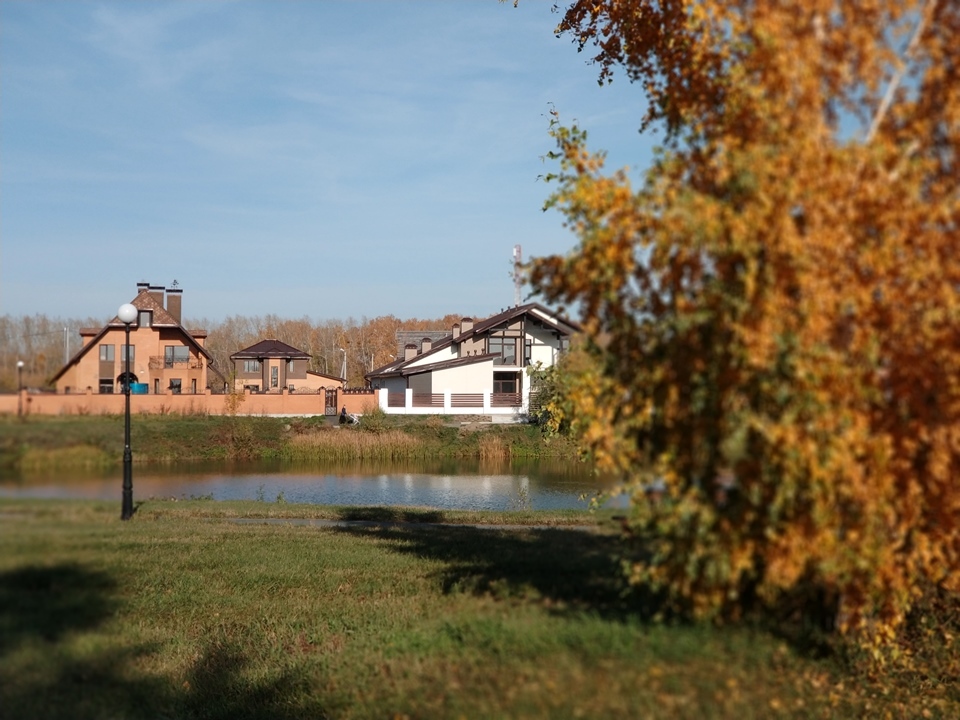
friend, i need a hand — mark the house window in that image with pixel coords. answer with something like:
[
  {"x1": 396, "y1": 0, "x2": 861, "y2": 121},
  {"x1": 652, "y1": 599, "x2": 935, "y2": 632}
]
[
  {"x1": 169, "y1": 379, "x2": 182, "y2": 394},
  {"x1": 164, "y1": 346, "x2": 190, "y2": 367},
  {"x1": 287, "y1": 360, "x2": 295, "y2": 373},
  {"x1": 154, "y1": 379, "x2": 160, "y2": 394},
  {"x1": 493, "y1": 372, "x2": 518, "y2": 394},
  {"x1": 488, "y1": 337, "x2": 517, "y2": 366},
  {"x1": 138, "y1": 310, "x2": 152, "y2": 327},
  {"x1": 99, "y1": 344, "x2": 115, "y2": 361},
  {"x1": 271, "y1": 366, "x2": 278, "y2": 388},
  {"x1": 524, "y1": 339, "x2": 533, "y2": 366},
  {"x1": 243, "y1": 360, "x2": 261, "y2": 373},
  {"x1": 191, "y1": 379, "x2": 197, "y2": 394},
  {"x1": 120, "y1": 345, "x2": 135, "y2": 363},
  {"x1": 99, "y1": 379, "x2": 114, "y2": 394}
]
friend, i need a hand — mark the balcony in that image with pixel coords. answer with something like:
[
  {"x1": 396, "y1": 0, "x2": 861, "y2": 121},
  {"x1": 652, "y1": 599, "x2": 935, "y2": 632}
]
[{"x1": 148, "y1": 356, "x2": 204, "y2": 370}]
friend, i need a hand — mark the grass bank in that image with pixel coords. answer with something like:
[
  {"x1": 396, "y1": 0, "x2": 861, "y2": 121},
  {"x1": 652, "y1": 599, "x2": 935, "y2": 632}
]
[
  {"x1": 1, "y1": 499, "x2": 955, "y2": 719},
  {"x1": 0, "y1": 412, "x2": 581, "y2": 472}
]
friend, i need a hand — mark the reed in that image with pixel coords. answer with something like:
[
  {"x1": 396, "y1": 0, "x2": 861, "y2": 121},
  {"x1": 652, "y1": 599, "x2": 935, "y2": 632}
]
[
  {"x1": 18, "y1": 445, "x2": 113, "y2": 470},
  {"x1": 283, "y1": 428, "x2": 428, "y2": 460},
  {"x1": 477, "y1": 432, "x2": 508, "y2": 460},
  {"x1": 1, "y1": 415, "x2": 582, "y2": 470}
]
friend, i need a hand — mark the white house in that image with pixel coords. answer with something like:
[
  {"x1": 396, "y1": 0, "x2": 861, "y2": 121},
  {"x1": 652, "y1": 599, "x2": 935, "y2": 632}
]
[{"x1": 365, "y1": 303, "x2": 579, "y2": 419}]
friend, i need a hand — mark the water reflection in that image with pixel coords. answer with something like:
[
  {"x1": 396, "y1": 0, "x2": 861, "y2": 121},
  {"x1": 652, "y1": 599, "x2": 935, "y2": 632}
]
[{"x1": 0, "y1": 459, "x2": 624, "y2": 512}]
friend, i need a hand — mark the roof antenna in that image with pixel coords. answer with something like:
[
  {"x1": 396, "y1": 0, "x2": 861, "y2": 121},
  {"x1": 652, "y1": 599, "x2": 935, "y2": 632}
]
[{"x1": 512, "y1": 244, "x2": 522, "y2": 307}]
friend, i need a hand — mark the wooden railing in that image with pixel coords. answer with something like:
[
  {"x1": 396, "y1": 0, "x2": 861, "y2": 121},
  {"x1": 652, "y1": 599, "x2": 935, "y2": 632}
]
[
  {"x1": 450, "y1": 393, "x2": 483, "y2": 408},
  {"x1": 383, "y1": 390, "x2": 523, "y2": 410},
  {"x1": 491, "y1": 392, "x2": 522, "y2": 407}
]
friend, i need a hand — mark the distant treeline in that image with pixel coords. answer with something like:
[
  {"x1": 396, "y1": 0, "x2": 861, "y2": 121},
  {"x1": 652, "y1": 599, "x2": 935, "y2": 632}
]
[{"x1": 0, "y1": 312, "x2": 471, "y2": 392}]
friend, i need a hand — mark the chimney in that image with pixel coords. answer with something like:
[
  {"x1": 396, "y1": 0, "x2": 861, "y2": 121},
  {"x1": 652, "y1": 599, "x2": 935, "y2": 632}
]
[
  {"x1": 166, "y1": 287, "x2": 183, "y2": 323},
  {"x1": 421, "y1": 337, "x2": 432, "y2": 354},
  {"x1": 404, "y1": 343, "x2": 417, "y2": 361},
  {"x1": 136, "y1": 281, "x2": 150, "y2": 295},
  {"x1": 461, "y1": 317, "x2": 473, "y2": 333},
  {"x1": 452, "y1": 322, "x2": 460, "y2": 339},
  {"x1": 149, "y1": 284, "x2": 165, "y2": 307}
]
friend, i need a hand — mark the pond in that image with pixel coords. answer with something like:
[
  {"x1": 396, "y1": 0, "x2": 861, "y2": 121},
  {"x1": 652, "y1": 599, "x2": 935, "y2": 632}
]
[{"x1": 0, "y1": 459, "x2": 627, "y2": 512}]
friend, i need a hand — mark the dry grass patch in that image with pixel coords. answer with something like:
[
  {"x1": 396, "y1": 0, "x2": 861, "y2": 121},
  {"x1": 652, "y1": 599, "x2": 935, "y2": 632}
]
[
  {"x1": 18, "y1": 445, "x2": 113, "y2": 470},
  {"x1": 285, "y1": 428, "x2": 427, "y2": 460},
  {"x1": 477, "y1": 433, "x2": 507, "y2": 460}
]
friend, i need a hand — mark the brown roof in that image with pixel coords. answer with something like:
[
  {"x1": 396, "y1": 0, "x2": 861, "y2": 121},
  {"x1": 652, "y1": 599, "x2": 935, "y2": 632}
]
[
  {"x1": 117, "y1": 290, "x2": 179, "y2": 327},
  {"x1": 50, "y1": 286, "x2": 212, "y2": 383},
  {"x1": 466, "y1": 302, "x2": 580, "y2": 338},
  {"x1": 366, "y1": 303, "x2": 580, "y2": 380},
  {"x1": 394, "y1": 330, "x2": 451, "y2": 357},
  {"x1": 230, "y1": 339, "x2": 312, "y2": 360},
  {"x1": 306, "y1": 370, "x2": 346, "y2": 382}
]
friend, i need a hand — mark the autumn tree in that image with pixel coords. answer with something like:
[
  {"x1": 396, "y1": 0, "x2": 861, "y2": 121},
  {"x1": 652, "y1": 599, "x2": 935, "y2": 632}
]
[
  {"x1": 0, "y1": 314, "x2": 101, "y2": 391},
  {"x1": 2, "y1": 309, "x2": 472, "y2": 392},
  {"x1": 199, "y1": 313, "x2": 468, "y2": 388},
  {"x1": 529, "y1": 0, "x2": 959, "y2": 650}
]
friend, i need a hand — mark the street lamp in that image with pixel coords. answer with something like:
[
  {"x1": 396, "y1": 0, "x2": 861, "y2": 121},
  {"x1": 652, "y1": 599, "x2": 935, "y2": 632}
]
[
  {"x1": 16, "y1": 360, "x2": 24, "y2": 419},
  {"x1": 118, "y1": 302, "x2": 138, "y2": 520}
]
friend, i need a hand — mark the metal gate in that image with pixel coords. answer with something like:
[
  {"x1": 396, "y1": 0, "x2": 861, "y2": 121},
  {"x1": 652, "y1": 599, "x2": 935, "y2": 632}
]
[{"x1": 324, "y1": 388, "x2": 338, "y2": 415}]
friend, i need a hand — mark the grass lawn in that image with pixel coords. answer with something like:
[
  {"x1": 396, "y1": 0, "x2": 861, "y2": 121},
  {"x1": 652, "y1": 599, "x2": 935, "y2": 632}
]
[{"x1": 1, "y1": 499, "x2": 956, "y2": 719}]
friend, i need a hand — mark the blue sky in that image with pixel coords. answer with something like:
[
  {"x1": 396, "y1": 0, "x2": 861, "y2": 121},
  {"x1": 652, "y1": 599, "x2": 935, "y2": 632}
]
[{"x1": 1, "y1": 1, "x2": 653, "y2": 323}]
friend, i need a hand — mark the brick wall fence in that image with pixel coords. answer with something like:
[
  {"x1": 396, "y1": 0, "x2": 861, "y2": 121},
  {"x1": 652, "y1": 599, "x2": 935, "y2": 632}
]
[{"x1": 0, "y1": 387, "x2": 379, "y2": 418}]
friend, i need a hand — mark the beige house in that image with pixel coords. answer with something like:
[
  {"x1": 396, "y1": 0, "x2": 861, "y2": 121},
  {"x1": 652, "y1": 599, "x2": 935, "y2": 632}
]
[
  {"x1": 51, "y1": 282, "x2": 219, "y2": 394},
  {"x1": 230, "y1": 339, "x2": 343, "y2": 393}
]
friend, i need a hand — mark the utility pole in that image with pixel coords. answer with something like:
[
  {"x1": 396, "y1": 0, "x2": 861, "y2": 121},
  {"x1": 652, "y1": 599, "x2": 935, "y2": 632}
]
[{"x1": 513, "y1": 244, "x2": 522, "y2": 307}]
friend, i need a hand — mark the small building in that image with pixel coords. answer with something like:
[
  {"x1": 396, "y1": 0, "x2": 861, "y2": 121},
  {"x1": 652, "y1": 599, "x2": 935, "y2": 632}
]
[
  {"x1": 51, "y1": 282, "x2": 220, "y2": 394},
  {"x1": 230, "y1": 339, "x2": 343, "y2": 393},
  {"x1": 365, "y1": 303, "x2": 579, "y2": 417}
]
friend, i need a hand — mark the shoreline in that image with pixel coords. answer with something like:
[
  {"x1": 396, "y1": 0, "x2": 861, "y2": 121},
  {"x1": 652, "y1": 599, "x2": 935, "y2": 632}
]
[{"x1": 1, "y1": 412, "x2": 582, "y2": 472}]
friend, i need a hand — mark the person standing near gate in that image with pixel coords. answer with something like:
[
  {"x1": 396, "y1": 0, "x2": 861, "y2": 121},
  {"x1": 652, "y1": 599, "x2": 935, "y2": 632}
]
[{"x1": 339, "y1": 406, "x2": 347, "y2": 425}]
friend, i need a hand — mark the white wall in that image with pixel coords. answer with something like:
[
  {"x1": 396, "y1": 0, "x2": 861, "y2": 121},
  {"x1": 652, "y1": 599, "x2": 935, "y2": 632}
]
[
  {"x1": 527, "y1": 325, "x2": 561, "y2": 368},
  {"x1": 431, "y1": 358, "x2": 495, "y2": 393},
  {"x1": 405, "y1": 344, "x2": 457, "y2": 368}
]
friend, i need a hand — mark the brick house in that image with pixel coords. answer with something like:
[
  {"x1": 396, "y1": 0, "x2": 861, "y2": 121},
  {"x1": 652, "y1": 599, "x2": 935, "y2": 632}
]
[
  {"x1": 51, "y1": 282, "x2": 220, "y2": 394},
  {"x1": 230, "y1": 339, "x2": 344, "y2": 393}
]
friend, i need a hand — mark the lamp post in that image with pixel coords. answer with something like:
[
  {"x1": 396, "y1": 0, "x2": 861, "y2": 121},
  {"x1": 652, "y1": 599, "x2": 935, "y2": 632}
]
[
  {"x1": 16, "y1": 360, "x2": 24, "y2": 419},
  {"x1": 118, "y1": 303, "x2": 138, "y2": 520}
]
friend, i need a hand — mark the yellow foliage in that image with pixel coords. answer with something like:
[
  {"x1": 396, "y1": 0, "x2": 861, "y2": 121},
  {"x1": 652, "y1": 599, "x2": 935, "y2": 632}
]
[{"x1": 532, "y1": 0, "x2": 960, "y2": 656}]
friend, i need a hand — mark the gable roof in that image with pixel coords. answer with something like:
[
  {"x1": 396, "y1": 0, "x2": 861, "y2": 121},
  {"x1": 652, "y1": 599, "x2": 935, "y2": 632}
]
[
  {"x1": 467, "y1": 302, "x2": 580, "y2": 338},
  {"x1": 366, "y1": 303, "x2": 580, "y2": 381},
  {"x1": 50, "y1": 287, "x2": 213, "y2": 384},
  {"x1": 230, "y1": 339, "x2": 312, "y2": 361},
  {"x1": 395, "y1": 330, "x2": 451, "y2": 357},
  {"x1": 128, "y1": 289, "x2": 181, "y2": 327}
]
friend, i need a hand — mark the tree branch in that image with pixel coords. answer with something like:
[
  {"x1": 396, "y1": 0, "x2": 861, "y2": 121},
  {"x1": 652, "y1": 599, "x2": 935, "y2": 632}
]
[{"x1": 865, "y1": 0, "x2": 938, "y2": 144}]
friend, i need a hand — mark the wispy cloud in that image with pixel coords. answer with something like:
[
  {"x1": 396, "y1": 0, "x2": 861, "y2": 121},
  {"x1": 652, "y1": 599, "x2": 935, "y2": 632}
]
[
  {"x1": 88, "y1": 2, "x2": 233, "y2": 88},
  {"x1": 1, "y1": 0, "x2": 650, "y2": 321}
]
